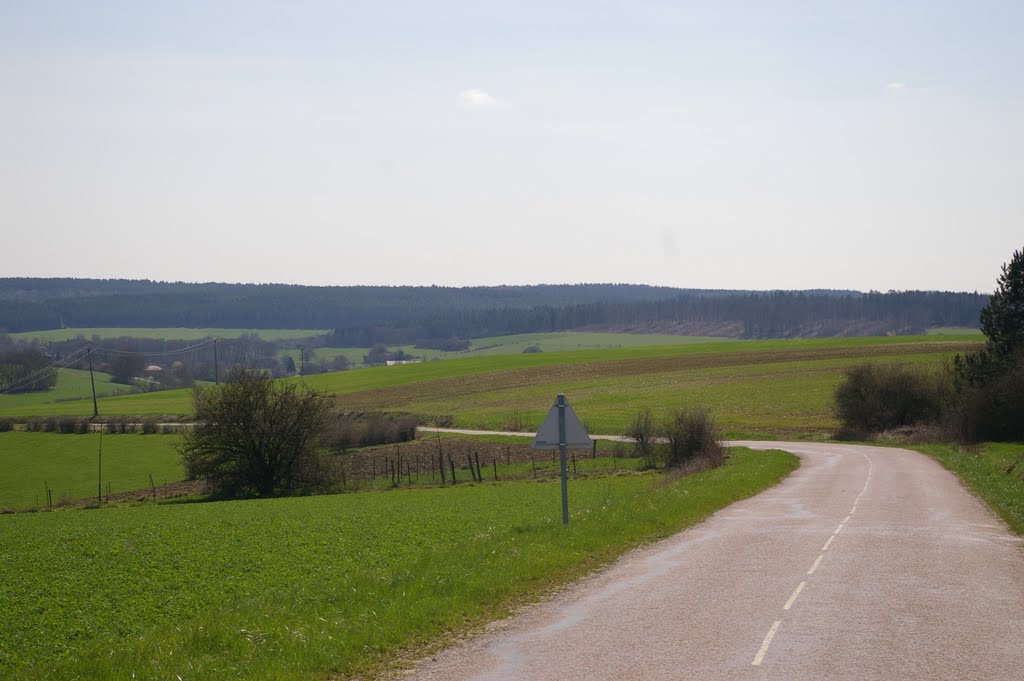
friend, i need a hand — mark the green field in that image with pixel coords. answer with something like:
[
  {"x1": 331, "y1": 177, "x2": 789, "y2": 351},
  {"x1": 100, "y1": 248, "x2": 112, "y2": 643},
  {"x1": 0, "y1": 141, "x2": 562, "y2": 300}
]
[
  {"x1": 0, "y1": 447, "x2": 797, "y2": 680},
  {"x1": 0, "y1": 432, "x2": 183, "y2": 510},
  {"x1": 0, "y1": 369, "x2": 137, "y2": 413},
  {"x1": 10, "y1": 328, "x2": 328, "y2": 342},
  {"x1": 1, "y1": 337, "x2": 981, "y2": 440},
  {"x1": 302, "y1": 337, "x2": 979, "y2": 438}
]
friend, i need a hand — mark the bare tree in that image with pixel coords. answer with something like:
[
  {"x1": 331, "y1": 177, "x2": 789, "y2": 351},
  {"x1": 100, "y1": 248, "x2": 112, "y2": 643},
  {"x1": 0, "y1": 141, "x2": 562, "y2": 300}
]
[
  {"x1": 178, "y1": 368, "x2": 334, "y2": 497},
  {"x1": 626, "y1": 408, "x2": 658, "y2": 469}
]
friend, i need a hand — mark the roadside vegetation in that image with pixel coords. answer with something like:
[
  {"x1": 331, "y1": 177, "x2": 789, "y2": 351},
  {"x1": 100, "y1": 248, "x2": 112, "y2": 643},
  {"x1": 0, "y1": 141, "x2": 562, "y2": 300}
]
[{"x1": 913, "y1": 443, "x2": 1024, "y2": 534}]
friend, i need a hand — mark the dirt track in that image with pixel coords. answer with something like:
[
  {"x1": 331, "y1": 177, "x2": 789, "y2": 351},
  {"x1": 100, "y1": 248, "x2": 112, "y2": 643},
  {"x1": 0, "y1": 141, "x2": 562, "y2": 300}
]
[{"x1": 404, "y1": 441, "x2": 1024, "y2": 680}]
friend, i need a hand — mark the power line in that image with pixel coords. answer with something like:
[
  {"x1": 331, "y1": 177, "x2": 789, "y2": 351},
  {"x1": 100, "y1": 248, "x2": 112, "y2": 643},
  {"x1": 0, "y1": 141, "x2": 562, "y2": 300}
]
[
  {"x1": 0, "y1": 346, "x2": 91, "y2": 394},
  {"x1": 0, "y1": 345, "x2": 90, "y2": 389}
]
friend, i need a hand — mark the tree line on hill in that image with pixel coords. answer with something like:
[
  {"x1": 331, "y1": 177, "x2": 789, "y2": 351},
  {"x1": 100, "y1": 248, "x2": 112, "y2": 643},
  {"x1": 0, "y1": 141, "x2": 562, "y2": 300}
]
[
  {"x1": 0, "y1": 278, "x2": 985, "y2": 341},
  {"x1": 326, "y1": 290, "x2": 986, "y2": 346},
  {"x1": 0, "y1": 280, "x2": 689, "y2": 332}
]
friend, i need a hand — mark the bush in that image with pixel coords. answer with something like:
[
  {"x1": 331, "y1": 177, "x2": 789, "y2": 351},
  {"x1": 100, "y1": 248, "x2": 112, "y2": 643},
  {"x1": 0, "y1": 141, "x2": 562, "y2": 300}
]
[
  {"x1": 833, "y1": 363, "x2": 952, "y2": 438},
  {"x1": 952, "y1": 356, "x2": 1024, "y2": 442},
  {"x1": 522, "y1": 345, "x2": 542, "y2": 354},
  {"x1": 663, "y1": 408, "x2": 724, "y2": 468},
  {"x1": 0, "y1": 417, "x2": 13, "y2": 432}
]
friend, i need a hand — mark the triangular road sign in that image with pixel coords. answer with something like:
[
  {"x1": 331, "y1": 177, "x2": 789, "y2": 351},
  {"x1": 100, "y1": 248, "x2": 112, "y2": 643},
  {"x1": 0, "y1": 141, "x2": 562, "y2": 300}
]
[{"x1": 531, "y1": 395, "x2": 592, "y2": 450}]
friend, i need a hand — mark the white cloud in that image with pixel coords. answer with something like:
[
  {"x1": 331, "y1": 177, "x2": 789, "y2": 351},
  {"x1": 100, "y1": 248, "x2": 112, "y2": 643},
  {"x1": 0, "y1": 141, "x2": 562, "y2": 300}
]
[
  {"x1": 458, "y1": 89, "x2": 497, "y2": 107},
  {"x1": 885, "y1": 82, "x2": 906, "y2": 90}
]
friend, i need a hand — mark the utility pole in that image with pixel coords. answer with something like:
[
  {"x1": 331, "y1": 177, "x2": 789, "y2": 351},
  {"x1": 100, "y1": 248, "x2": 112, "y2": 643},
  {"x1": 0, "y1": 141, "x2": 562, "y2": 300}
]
[
  {"x1": 213, "y1": 339, "x2": 219, "y2": 384},
  {"x1": 87, "y1": 344, "x2": 98, "y2": 418},
  {"x1": 300, "y1": 346, "x2": 305, "y2": 376}
]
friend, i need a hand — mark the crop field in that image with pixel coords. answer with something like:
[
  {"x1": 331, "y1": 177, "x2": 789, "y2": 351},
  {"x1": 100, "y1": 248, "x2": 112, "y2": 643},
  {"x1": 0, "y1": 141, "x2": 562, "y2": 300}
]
[
  {"x1": 305, "y1": 337, "x2": 980, "y2": 439},
  {"x1": 10, "y1": 328, "x2": 328, "y2": 343},
  {"x1": 0, "y1": 337, "x2": 981, "y2": 439},
  {"x1": 0, "y1": 432, "x2": 183, "y2": 510},
  {"x1": 0, "y1": 447, "x2": 797, "y2": 680},
  {"x1": 0, "y1": 369, "x2": 136, "y2": 413}
]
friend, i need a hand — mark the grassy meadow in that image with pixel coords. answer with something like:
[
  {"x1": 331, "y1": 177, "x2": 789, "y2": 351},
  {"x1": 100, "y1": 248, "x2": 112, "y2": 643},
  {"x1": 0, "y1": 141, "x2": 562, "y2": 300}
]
[
  {"x1": 0, "y1": 432, "x2": 183, "y2": 510},
  {"x1": 0, "y1": 447, "x2": 797, "y2": 680}
]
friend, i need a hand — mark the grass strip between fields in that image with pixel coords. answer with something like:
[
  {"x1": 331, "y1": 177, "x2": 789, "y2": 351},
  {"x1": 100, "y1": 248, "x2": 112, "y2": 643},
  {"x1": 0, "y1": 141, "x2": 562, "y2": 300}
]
[
  {"x1": 913, "y1": 442, "x2": 1024, "y2": 535},
  {"x1": 0, "y1": 447, "x2": 797, "y2": 680}
]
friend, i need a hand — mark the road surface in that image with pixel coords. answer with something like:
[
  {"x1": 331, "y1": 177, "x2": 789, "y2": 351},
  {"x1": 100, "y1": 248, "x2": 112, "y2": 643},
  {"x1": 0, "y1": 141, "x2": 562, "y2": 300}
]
[{"x1": 404, "y1": 440, "x2": 1024, "y2": 680}]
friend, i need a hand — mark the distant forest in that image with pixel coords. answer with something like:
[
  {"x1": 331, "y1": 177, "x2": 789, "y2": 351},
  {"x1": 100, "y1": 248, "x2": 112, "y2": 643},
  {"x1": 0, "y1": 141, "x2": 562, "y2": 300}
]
[{"x1": 0, "y1": 278, "x2": 986, "y2": 342}]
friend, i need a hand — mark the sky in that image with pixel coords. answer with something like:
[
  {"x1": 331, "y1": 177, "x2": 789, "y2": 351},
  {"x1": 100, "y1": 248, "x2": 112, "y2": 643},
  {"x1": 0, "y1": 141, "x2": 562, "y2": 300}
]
[{"x1": 1, "y1": 1, "x2": 1022, "y2": 293}]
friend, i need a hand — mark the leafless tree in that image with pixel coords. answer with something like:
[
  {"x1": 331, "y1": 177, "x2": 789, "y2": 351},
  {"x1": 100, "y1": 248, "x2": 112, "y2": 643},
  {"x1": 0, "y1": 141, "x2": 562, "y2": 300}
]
[{"x1": 626, "y1": 408, "x2": 658, "y2": 469}]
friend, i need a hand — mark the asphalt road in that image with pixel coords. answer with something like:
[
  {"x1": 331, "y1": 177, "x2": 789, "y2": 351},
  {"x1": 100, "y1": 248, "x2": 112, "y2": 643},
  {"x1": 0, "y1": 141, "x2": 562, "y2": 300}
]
[{"x1": 405, "y1": 441, "x2": 1024, "y2": 680}]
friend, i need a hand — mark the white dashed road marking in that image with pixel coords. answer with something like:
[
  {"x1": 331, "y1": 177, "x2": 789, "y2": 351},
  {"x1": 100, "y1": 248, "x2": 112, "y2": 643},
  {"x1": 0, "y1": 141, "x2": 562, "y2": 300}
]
[{"x1": 751, "y1": 621, "x2": 782, "y2": 666}]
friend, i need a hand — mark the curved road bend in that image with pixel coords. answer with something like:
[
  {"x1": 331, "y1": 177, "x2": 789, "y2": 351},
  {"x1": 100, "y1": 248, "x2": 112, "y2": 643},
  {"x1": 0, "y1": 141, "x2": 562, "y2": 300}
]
[{"x1": 405, "y1": 440, "x2": 1024, "y2": 681}]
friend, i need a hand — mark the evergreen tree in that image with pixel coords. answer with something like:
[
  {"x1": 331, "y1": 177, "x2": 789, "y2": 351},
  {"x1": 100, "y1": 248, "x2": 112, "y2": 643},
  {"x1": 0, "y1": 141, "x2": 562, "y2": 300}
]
[
  {"x1": 979, "y1": 247, "x2": 1024, "y2": 361},
  {"x1": 953, "y1": 247, "x2": 1024, "y2": 440},
  {"x1": 956, "y1": 247, "x2": 1024, "y2": 388}
]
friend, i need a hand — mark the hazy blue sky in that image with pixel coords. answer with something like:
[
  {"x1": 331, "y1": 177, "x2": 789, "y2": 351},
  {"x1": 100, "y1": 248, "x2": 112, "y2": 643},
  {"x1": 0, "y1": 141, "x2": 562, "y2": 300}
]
[{"x1": 2, "y1": 1, "x2": 1021, "y2": 292}]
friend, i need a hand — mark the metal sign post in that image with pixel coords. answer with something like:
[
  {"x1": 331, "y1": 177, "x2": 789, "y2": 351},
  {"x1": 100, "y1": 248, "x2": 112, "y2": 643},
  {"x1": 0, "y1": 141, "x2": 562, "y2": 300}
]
[
  {"x1": 532, "y1": 393, "x2": 592, "y2": 525},
  {"x1": 557, "y1": 394, "x2": 568, "y2": 525}
]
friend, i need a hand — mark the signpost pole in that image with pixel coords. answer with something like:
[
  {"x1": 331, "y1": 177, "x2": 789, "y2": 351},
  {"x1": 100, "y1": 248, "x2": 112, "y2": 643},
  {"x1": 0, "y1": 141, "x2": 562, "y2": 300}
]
[
  {"x1": 531, "y1": 392, "x2": 589, "y2": 527},
  {"x1": 558, "y1": 393, "x2": 569, "y2": 525}
]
